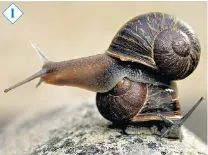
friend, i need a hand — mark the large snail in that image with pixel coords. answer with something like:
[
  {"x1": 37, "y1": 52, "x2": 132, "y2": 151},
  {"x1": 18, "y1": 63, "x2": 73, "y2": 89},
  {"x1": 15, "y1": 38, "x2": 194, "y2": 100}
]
[{"x1": 4, "y1": 12, "x2": 203, "y2": 140}]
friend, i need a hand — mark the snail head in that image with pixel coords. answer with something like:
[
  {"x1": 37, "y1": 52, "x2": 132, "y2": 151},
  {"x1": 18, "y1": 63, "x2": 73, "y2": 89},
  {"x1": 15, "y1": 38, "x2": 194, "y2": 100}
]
[{"x1": 4, "y1": 42, "x2": 56, "y2": 93}]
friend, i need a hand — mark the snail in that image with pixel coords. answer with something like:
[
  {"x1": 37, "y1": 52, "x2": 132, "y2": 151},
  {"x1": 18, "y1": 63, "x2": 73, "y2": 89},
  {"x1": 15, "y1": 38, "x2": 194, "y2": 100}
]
[{"x1": 4, "y1": 12, "x2": 203, "y2": 140}]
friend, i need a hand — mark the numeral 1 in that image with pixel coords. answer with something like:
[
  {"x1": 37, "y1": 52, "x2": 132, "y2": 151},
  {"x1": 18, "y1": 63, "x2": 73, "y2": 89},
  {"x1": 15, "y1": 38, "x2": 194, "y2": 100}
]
[{"x1": 11, "y1": 8, "x2": 14, "y2": 18}]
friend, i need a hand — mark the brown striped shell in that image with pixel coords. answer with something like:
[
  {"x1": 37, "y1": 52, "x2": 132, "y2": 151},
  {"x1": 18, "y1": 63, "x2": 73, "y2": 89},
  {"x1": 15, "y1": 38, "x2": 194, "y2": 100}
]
[
  {"x1": 96, "y1": 78, "x2": 148, "y2": 123},
  {"x1": 106, "y1": 12, "x2": 201, "y2": 80},
  {"x1": 96, "y1": 78, "x2": 181, "y2": 123}
]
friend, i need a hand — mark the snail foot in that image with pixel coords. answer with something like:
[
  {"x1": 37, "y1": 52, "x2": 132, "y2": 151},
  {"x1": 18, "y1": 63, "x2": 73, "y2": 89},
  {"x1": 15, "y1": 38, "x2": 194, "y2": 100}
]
[{"x1": 109, "y1": 122, "x2": 129, "y2": 135}]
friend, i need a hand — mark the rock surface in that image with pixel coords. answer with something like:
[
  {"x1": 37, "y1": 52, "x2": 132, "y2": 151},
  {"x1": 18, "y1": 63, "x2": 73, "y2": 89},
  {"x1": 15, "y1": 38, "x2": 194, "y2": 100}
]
[{"x1": 0, "y1": 102, "x2": 206, "y2": 155}]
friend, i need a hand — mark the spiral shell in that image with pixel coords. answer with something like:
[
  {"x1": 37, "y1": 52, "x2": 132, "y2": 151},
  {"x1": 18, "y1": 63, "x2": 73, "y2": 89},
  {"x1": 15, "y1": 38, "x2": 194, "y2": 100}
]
[
  {"x1": 96, "y1": 78, "x2": 181, "y2": 123},
  {"x1": 96, "y1": 78, "x2": 147, "y2": 123},
  {"x1": 106, "y1": 12, "x2": 200, "y2": 80}
]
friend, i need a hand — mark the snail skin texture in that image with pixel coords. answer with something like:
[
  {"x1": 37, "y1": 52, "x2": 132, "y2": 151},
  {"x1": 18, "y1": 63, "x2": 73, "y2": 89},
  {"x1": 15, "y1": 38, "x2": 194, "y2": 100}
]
[{"x1": 4, "y1": 12, "x2": 203, "y2": 140}]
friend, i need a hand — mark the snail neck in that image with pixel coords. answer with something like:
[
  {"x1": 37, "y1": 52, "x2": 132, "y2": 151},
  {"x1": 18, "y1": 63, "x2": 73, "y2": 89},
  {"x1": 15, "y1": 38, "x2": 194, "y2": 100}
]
[
  {"x1": 43, "y1": 54, "x2": 173, "y2": 91},
  {"x1": 41, "y1": 54, "x2": 124, "y2": 92}
]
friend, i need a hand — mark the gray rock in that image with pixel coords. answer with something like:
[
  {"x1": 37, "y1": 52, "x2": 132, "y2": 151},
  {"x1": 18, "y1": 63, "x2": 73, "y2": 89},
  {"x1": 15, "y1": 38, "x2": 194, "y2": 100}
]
[{"x1": 0, "y1": 102, "x2": 206, "y2": 155}]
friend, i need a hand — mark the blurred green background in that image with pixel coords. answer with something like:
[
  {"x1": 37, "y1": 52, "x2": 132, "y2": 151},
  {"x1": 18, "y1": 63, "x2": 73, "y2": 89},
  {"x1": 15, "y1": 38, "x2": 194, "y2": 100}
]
[{"x1": 0, "y1": 2, "x2": 207, "y2": 142}]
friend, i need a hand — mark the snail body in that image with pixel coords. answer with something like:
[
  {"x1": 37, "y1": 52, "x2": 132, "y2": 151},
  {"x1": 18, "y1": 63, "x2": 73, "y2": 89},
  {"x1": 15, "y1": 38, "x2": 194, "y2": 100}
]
[
  {"x1": 40, "y1": 53, "x2": 171, "y2": 93},
  {"x1": 4, "y1": 12, "x2": 202, "y2": 139}
]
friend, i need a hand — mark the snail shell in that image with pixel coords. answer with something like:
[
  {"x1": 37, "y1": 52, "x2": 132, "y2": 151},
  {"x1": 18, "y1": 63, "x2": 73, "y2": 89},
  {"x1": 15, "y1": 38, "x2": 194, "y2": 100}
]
[
  {"x1": 106, "y1": 12, "x2": 201, "y2": 80},
  {"x1": 96, "y1": 78, "x2": 181, "y2": 123}
]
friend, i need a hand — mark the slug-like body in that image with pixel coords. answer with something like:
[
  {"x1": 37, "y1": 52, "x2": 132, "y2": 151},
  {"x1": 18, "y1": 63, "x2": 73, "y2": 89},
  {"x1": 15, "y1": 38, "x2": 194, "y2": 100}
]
[
  {"x1": 34, "y1": 54, "x2": 172, "y2": 93},
  {"x1": 4, "y1": 12, "x2": 203, "y2": 140}
]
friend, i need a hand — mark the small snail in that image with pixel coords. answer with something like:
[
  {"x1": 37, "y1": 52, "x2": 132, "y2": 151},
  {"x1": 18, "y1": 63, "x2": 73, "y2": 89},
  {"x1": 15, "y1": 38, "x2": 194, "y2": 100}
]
[{"x1": 4, "y1": 12, "x2": 203, "y2": 140}]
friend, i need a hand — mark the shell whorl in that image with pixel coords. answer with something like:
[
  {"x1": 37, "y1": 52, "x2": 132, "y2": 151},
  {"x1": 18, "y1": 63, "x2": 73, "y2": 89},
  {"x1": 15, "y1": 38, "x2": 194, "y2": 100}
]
[
  {"x1": 96, "y1": 78, "x2": 147, "y2": 123},
  {"x1": 106, "y1": 12, "x2": 201, "y2": 80}
]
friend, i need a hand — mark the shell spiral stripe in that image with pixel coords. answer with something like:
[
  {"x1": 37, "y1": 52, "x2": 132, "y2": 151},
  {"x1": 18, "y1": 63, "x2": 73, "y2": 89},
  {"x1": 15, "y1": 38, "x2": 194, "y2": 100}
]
[{"x1": 107, "y1": 12, "x2": 200, "y2": 80}]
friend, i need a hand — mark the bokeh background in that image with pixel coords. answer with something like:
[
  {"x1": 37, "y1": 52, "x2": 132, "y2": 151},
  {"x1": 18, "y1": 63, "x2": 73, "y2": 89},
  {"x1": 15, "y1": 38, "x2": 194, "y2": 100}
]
[{"x1": 0, "y1": 2, "x2": 207, "y2": 143}]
